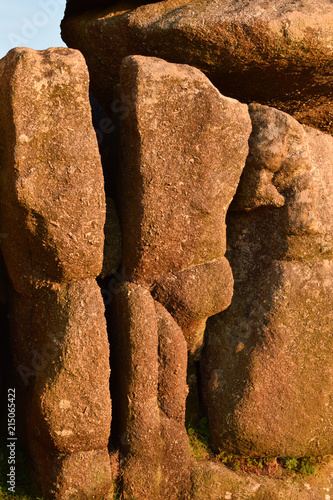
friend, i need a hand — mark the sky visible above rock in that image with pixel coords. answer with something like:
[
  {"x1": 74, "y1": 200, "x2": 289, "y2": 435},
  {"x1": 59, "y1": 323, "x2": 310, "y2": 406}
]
[{"x1": 0, "y1": 0, "x2": 66, "y2": 59}]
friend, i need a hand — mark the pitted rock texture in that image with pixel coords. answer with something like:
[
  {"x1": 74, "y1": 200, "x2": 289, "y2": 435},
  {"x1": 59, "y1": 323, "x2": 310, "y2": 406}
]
[
  {"x1": 152, "y1": 259, "x2": 234, "y2": 352},
  {"x1": 232, "y1": 104, "x2": 333, "y2": 259},
  {"x1": 25, "y1": 281, "x2": 111, "y2": 455},
  {"x1": 0, "y1": 48, "x2": 112, "y2": 499},
  {"x1": 110, "y1": 282, "x2": 192, "y2": 500},
  {"x1": 61, "y1": 0, "x2": 333, "y2": 134},
  {"x1": 156, "y1": 302, "x2": 193, "y2": 498},
  {"x1": 51, "y1": 450, "x2": 113, "y2": 500},
  {"x1": 191, "y1": 459, "x2": 333, "y2": 500},
  {"x1": 0, "y1": 5, "x2": 332, "y2": 497},
  {"x1": 230, "y1": 104, "x2": 308, "y2": 212},
  {"x1": 202, "y1": 105, "x2": 333, "y2": 457},
  {"x1": 28, "y1": 445, "x2": 113, "y2": 500},
  {"x1": 18, "y1": 281, "x2": 112, "y2": 498},
  {"x1": 0, "y1": 48, "x2": 106, "y2": 295},
  {"x1": 119, "y1": 55, "x2": 250, "y2": 351}
]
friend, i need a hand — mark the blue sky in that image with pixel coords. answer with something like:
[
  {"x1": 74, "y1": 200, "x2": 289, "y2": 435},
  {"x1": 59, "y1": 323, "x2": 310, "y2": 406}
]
[{"x1": 0, "y1": 0, "x2": 67, "y2": 59}]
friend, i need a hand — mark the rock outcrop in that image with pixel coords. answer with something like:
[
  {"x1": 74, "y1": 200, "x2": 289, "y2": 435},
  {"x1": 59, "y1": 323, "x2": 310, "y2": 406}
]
[
  {"x1": 202, "y1": 104, "x2": 333, "y2": 457},
  {"x1": 104, "y1": 54, "x2": 251, "y2": 497},
  {"x1": 110, "y1": 282, "x2": 192, "y2": 500},
  {"x1": 61, "y1": 0, "x2": 333, "y2": 134},
  {"x1": 0, "y1": 0, "x2": 332, "y2": 496},
  {"x1": 0, "y1": 48, "x2": 113, "y2": 499},
  {"x1": 0, "y1": 48, "x2": 105, "y2": 295},
  {"x1": 118, "y1": 55, "x2": 251, "y2": 352}
]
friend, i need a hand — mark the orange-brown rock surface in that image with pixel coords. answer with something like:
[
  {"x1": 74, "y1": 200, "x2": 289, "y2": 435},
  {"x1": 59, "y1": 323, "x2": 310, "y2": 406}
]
[
  {"x1": 110, "y1": 282, "x2": 192, "y2": 500},
  {"x1": 61, "y1": 0, "x2": 333, "y2": 134},
  {"x1": 0, "y1": 0, "x2": 331, "y2": 496},
  {"x1": 0, "y1": 48, "x2": 113, "y2": 499},
  {"x1": 119, "y1": 55, "x2": 251, "y2": 351},
  {"x1": 0, "y1": 48, "x2": 105, "y2": 294},
  {"x1": 202, "y1": 105, "x2": 333, "y2": 457}
]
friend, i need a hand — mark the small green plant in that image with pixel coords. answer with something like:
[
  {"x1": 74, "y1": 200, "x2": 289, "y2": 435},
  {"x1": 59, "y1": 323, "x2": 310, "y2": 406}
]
[
  {"x1": 300, "y1": 458, "x2": 316, "y2": 476},
  {"x1": 284, "y1": 456, "x2": 318, "y2": 476},
  {"x1": 187, "y1": 417, "x2": 211, "y2": 461},
  {"x1": 284, "y1": 457, "x2": 299, "y2": 472}
]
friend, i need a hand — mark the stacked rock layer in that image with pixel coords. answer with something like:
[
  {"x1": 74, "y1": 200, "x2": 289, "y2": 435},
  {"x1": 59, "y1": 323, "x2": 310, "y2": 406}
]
[
  {"x1": 0, "y1": 48, "x2": 112, "y2": 499},
  {"x1": 0, "y1": 0, "x2": 332, "y2": 499}
]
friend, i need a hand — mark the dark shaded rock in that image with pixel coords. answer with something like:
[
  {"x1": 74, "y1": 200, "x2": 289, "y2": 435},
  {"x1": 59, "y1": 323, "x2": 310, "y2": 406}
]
[
  {"x1": 202, "y1": 105, "x2": 333, "y2": 457},
  {"x1": 156, "y1": 302, "x2": 193, "y2": 498},
  {"x1": 185, "y1": 357, "x2": 201, "y2": 428},
  {"x1": 0, "y1": 254, "x2": 9, "y2": 419},
  {"x1": 64, "y1": 0, "x2": 156, "y2": 17},
  {"x1": 61, "y1": 0, "x2": 333, "y2": 134},
  {"x1": 65, "y1": 0, "x2": 118, "y2": 15},
  {"x1": 100, "y1": 197, "x2": 122, "y2": 278},
  {"x1": 156, "y1": 301, "x2": 188, "y2": 424},
  {"x1": 29, "y1": 443, "x2": 113, "y2": 500},
  {"x1": 118, "y1": 55, "x2": 250, "y2": 351},
  {"x1": 89, "y1": 91, "x2": 120, "y2": 200},
  {"x1": 0, "y1": 251, "x2": 7, "y2": 305}
]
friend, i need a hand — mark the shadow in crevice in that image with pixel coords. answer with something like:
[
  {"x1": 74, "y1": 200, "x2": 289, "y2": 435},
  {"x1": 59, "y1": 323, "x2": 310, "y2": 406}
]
[
  {"x1": 185, "y1": 354, "x2": 206, "y2": 430},
  {"x1": 0, "y1": 251, "x2": 13, "y2": 426},
  {"x1": 97, "y1": 271, "x2": 131, "y2": 452},
  {"x1": 91, "y1": 90, "x2": 125, "y2": 456}
]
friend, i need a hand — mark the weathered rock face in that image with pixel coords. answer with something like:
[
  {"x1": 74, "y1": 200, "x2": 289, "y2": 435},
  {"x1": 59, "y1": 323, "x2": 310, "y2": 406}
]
[
  {"x1": 61, "y1": 0, "x2": 333, "y2": 134},
  {"x1": 110, "y1": 282, "x2": 192, "y2": 500},
  {"x1": 26, "y1": 281, "x2": 111, "y2": 454},
  {"x1": 119, "y1": 55, "x2": 250, "y2": 351},
  {"x1": 12, "y1": 280, "x2": 112, "y2": 498},
  {"x1": 152, "y1": 260, "x2": 234, "y2": 352},
  {"x1": 202, "y1": 105, "x2": 333, "y2": 457},
  {"x1": 191, "y1": 459, "x2": 333, "y2": 500},
  {"x1": 0, "y1": 48, "x2": 112, "y2": 499},
  {"x1": 0, "y1": 48, "x2": 105, "y2": 295},
  {"x1": 26, "y1": 440, "x2": 113, "y2": 500},
  {"x1": 0, "y1": 3, "x2": 332, "y2": 496}
]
